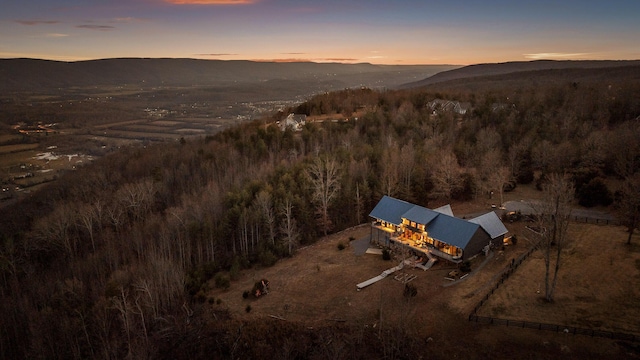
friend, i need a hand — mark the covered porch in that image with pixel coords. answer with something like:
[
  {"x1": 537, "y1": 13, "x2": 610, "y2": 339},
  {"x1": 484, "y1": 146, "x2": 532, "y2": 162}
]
[
  {"x1": 388, "y1": 233, "x2": 463, "y2": 264},
  {"x1": 371, "y1": 222, "x2": 463, "y2": 263}
]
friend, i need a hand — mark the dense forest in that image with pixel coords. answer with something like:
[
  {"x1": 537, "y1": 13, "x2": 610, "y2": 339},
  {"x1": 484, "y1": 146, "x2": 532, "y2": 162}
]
[{"x1": 1, "y1": 68, "x2": 640, "y2": 359}]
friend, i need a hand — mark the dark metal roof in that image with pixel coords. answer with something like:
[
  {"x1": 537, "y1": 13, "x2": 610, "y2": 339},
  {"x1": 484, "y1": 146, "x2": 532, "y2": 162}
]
[
  {"x1": 427, "y1": 214, "x2": 480, "y2": 249},
  {"x1": 368, "y1": 195, "x2": 415, "y2": 226},
  {"x1": 402, "y1": 205, "x2": 439, "y2": 225},
  {"x1": 369, "y1": 196, "x2": 500, "y2": 250}
]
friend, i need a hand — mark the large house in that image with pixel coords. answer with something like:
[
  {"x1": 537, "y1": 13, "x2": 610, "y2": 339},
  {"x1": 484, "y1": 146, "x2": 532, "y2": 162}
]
[
  {"x1": 426, "y1": 99, "x2": 471, "y2": 115},
  {"x1": 278, "y1": 113, "x2": 307, "y2": 131},
  {"x1": 369, "y1": 196, "x2": 507, "y2": 263}
]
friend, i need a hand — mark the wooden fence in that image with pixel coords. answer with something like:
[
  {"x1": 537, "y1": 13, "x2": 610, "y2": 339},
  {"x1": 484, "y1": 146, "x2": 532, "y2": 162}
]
[
  {"x1": 468, "y1": 315, "x2": 639, "y2": 342},
  {"x1": 469, "y1": 230, "x2": 639, "y2": 342},
  {"x1": 570, "y1": 215, "x2": 620, "y2": 226}
]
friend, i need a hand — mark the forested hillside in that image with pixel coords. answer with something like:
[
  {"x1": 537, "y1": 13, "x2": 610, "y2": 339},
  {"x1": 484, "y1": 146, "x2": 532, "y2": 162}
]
[{"x1": 1, "y1": 68, "x2": 640, "y2": 358}]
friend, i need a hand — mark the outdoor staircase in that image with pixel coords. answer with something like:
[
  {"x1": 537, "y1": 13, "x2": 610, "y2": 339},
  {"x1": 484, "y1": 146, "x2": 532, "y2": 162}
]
[{"x1": 414, "y1": 251, "x2": 437, "y2": 271}]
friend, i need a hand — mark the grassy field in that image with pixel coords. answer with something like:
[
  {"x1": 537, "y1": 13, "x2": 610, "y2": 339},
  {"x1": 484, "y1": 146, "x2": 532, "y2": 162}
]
[
  {"x1": 207, "y1": 186, "x2": 639, "y2": 358},
  {"x1": 481, "y1": 224, "x2": 640, "y2": 333}
]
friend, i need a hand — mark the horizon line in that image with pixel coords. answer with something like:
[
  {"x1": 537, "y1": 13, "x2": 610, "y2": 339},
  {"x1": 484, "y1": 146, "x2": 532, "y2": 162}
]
[{"x1": 2, "y1": 56, "x2": 639, "y2": 67}]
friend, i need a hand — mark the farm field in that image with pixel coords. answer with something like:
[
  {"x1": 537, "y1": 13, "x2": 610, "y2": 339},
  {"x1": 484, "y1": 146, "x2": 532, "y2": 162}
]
[
  {"x1": 0, "y1": 143, "x2": 39, "y2": 154},
  {"x1": 0, "y1": 85, "x2": 284, "y2": 205}
]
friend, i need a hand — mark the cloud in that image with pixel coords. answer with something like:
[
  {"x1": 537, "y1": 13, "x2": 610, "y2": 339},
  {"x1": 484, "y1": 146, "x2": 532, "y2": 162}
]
[
  {"x1": 76, "y1": 24, "x2": 116, "y2": 31},
  {"x1": 524, "y1": 52, "x2": 590, "y2": 60},
  {"x1": 165, "y1": 0, "x2": 257, "y2": 4},
  {"x1": 111, "y1": 17, "x2": 149, "y2": 23},
  {"x1": 45, "y1": 33, "x2": 69, "y2": 38},
  {"x1": 16, "y1": 20, "x2": 60, "y2": 26}
]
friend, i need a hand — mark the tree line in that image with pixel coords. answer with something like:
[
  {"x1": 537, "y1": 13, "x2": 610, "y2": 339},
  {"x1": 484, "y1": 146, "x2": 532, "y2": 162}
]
[{"x1": 0, "y1": 79, "x2": 639, "y2": 358}]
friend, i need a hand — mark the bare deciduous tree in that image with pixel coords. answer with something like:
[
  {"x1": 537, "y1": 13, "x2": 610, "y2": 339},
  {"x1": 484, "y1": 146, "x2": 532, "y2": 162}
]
[
  {"x1": 431, "y1": 150, "x2": 462, "y2": 200},
  {"x1": 611, "y1": 122, "x2": 640, "y2": 178},
  {"x1": 534, "y1": 173, "x2": 574, "y2": 302},
  {"x1": 400, "y1": 141, "x2": 416, "y2": 197},
  {"x1": 480, "y1": 150, "x2": 511, "y2": 206},
  {"x1": 507, "y1": 139, "x2": 530, "y2": 180},
  {"x1": 279, "y1": 198, "x2": 300, "y2": 255},
  {"x1": 31, "y1": 203, "x2": 77, "y2": 258},
  {"x1": 306, "y1": 156, "x2": 341, "y2": 236},
  {"x1": 255, "y1": 190, "x2": 276, "y2": 246},
  {"x1": 616, "y1": 173, "x2": 640, "y2": 245},
  {"x1": 77, "y1": 200, "x2": 103, "y2": 252},
  {"x1": 381, "y1": 136, "x2": 401, "y2": 197},
  {"x1": 117, "y1": 178, "x2": 156, "y2": 223}
]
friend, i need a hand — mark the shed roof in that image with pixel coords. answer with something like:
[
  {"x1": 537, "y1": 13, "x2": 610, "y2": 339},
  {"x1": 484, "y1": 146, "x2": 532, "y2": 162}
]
[{"x1": 469, "y1": 212, "x2": 508, "y2": 239}]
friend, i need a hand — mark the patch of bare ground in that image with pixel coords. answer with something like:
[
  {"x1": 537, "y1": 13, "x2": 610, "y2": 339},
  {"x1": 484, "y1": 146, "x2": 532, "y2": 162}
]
[
  {"x1": 207, "y1": 218, "x2": 639, "y2": 358},
  {"x1": 481, "y1": 223, "x2": 640, "y2": 335}
]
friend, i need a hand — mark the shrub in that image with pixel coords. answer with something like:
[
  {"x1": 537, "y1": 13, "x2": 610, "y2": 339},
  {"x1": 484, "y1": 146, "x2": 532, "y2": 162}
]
[
  {"x1": 535, "y1": 173, "x2": 548, "y2": 191},
  {"x1": 503, "y1": 179, "x2": 517, "y2": 192},
  {"x1": 229, "y1": 257, "x2": 242, "y2": 280},
  {"x1": 516, "y1": 166, "x2": 534, "y2": 184},
  {"x1": 258, "y1": 250, "x2": 278, "y2": 267},
  {"x1": 245, "y1": 305, "x2": 252, "y2": 313},
  {"x1": 185, "y1": 262, "x2": 218, "y2": 296},
  {"x1": 337, "y1": 242, "x2": 346, "y2": 250},
  {"x1": 208, "y1": 297, "x2": 215, "y2": 304},
  {"x1": 195, "y1": 291, "x2": 206, "y2": 303},
  {"x1": 460, "y1": 261, "x2": 471, "y2": 273},
  {"x1": 577, "y1": 177, "x2": 613, "y2": 207},
  {"x1": 349, "y1": 236, "x2": 355, "y2": 241},
  {"x1": 214, "y1": 273, "x2": 230, "y2": 290},
  {"x1": 242, "y1": 290, "x2": 250, "y2": 299},
  {"x1": 403, "y1": 283, "x2": 417, "y2": 298}
]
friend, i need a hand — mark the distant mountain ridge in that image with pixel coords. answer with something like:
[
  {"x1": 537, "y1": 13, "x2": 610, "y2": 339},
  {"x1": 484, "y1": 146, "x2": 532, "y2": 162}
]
[
  {"x1": 0, "y1": 58, "x2": 458, "y2": 93},
  {"x1": 401, "y1": 59, "x2": 640, "y2": 88}
]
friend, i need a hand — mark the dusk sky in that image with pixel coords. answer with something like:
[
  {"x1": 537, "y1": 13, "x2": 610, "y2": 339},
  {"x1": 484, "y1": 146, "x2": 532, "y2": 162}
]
[{"x1": 2, "y1": 0, "x2": 639, "y2": 65}]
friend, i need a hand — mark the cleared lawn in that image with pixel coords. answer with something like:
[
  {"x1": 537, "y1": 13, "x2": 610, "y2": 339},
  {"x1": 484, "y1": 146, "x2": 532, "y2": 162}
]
[{"x1": 208, "y1": 219, "x2": 639, "y2": 358}]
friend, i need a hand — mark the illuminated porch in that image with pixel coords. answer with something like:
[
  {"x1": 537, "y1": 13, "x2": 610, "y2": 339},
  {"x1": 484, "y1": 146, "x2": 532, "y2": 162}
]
[{"x1": 371, "y1": 221, "x2": 463, "y2": 263}]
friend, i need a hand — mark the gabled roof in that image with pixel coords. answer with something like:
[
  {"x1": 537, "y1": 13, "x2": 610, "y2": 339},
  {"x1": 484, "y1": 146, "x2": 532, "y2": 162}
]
[
  {"x1": 369, "y1": 196, "x2": 508, "y2": 251},
  {"x1": 369, "y1": 195, "x2": 415, "y2": 226},
  {"x1": 427, "y1": 215, "x2": 480, "y2": 249},
  {"x1": 402, "y1": 205, "x2": 439, "y2": 226},
  {"x1": 433, "y1": 204, "x2": 454, "y2": 217},
  {"x1": 469, "y1": 212, "x2": 508, "y2": 239}
]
